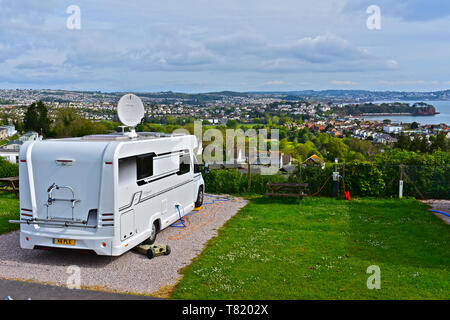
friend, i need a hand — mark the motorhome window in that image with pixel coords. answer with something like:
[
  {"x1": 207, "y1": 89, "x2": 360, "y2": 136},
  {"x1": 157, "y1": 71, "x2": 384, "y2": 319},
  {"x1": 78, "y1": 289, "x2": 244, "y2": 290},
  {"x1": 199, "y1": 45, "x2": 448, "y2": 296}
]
[
  {"x1": 193, "y1": 154, "x2": 202, "y2": 173},
  {"x1": 119, "y1": 156, "x2": 136, "y2": 185},
  {"x1": 178, "y1": 152, "x2": 191, "y2": 175},
  {"x1": 136, "y1": 153, "x2": 154, "y2": 180}
]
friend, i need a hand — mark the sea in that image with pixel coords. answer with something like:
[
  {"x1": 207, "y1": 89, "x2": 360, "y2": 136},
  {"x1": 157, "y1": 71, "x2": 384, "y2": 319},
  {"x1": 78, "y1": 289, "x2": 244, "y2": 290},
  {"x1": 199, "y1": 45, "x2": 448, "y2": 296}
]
[{"x1": 362, "y1": 100, "x2": 450, "y2": 125}]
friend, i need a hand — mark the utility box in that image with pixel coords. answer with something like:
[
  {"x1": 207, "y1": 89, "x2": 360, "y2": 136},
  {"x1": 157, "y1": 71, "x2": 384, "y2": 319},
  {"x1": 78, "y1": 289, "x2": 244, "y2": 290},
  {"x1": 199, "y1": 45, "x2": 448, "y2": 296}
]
[{"x1": 120, "y1": 209, "x2": 135, "y2": 241}]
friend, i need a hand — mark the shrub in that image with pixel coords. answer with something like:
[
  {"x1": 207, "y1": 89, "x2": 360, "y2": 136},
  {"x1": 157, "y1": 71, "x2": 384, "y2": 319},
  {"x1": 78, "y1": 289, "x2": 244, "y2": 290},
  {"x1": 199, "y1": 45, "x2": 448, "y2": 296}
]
[
  {"x1": 204, "y1": 161, "x2": 450, "y2": 199},
  {"x1": 0, "y1": 159, "x2": 19, "y2": 178},
  {"x1": 203, "y1": 169, "x2": 287, "y2": 194}
]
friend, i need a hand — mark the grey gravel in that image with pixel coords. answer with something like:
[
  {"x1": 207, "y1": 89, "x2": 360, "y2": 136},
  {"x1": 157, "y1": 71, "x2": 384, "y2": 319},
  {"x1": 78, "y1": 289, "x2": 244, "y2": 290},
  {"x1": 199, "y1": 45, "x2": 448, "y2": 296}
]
[
  {"x1": 0, "y1": 195, "x2": 247, "y2": 295},
  {"x1": 421, "y1": 199, "x2": 450, "y2": 225}
]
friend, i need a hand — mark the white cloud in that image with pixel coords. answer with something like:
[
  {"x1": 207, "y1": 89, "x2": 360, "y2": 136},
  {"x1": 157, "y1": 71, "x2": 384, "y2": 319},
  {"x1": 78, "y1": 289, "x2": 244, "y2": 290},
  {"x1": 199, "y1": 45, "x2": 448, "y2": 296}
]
[
  {"x1": 331, "y1": 80, "x2": 357, "y2": 86},
  {"x1": 264, "y1": 80, "x2": 287, "y2": 86},
  {"x1": 379, "y1": 80, "x2": 426, "y2": 86},
  {"x1": 0, "y1": 0, "x2": 445, "y2": 91}
]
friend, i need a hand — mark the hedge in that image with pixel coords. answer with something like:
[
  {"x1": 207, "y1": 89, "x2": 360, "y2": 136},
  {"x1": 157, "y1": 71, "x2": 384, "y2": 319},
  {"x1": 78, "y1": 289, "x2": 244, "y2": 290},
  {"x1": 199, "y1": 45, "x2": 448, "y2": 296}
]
[
  {"x1": 0, "y1": 159, "x2": 18, "y2": 178},
  {"x1": 203, "y1": 162, "x2": 450, "y2": 199}
]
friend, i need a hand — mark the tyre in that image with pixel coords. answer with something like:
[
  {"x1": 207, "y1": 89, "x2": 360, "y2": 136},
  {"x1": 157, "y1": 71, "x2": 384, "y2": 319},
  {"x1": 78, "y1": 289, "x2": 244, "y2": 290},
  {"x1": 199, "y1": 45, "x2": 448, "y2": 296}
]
[
  {"x1": 164, "y1": 245, "x2": 171, "y2": 255},
  {"x1": 146, "y1": 248, "x2": 155, "y2": 259},
  {"x1": 142, "y1": 221, "x2": 158, "y2": 245},
  {"x1": 194, "y1": 186, "x2": 204, "y2": 208}
]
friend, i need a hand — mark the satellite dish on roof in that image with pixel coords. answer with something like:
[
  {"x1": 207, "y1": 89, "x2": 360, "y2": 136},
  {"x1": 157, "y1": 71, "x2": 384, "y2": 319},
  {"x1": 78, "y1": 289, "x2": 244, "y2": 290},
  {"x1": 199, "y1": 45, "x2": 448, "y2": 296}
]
[{"x1": 117, "y1": 94, "x2": 144, "y2": 138}]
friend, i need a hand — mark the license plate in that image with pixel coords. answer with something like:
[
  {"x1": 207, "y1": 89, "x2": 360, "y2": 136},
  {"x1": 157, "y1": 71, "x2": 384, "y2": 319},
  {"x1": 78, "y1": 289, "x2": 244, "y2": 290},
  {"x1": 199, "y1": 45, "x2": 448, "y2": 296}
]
[{"x1": 53, "y1": 238, "x2": 76, "y2": 246}]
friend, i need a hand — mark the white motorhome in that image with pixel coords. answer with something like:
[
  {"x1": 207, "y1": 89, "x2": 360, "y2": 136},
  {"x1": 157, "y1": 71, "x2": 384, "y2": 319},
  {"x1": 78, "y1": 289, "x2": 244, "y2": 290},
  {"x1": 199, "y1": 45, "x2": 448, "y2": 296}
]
[{"x1": 10, "y1": 95, "x2": 205, "y2": 256}]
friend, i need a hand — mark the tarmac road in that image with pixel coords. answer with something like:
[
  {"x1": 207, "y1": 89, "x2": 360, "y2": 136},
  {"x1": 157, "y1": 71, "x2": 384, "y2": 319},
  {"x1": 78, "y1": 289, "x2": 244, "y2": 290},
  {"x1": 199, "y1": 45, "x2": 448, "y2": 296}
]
[{"x1": 0, "y1": 278, "x2": 156, "y2": 300}]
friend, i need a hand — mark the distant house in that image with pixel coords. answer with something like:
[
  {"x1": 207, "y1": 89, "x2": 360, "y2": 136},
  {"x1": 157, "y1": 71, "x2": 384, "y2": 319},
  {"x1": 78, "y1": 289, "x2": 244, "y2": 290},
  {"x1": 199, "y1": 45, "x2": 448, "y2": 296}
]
[
  {"x1": 4, "y1": 140, "x2": 23, "y2": 151},
  {"x1": 1, "y1": 131, "x2": 40, "y2": 152},
  {"x1": 0, "y1": 149, "x2": 19, "y2": 164},
  {"x1": 0, "y1": 125, "x2": 17, "y2": 137},
  {"x1": 383, "y1": 126, "x2": 402, "y2": 134},
  {"x1": 19, "y1": 131, "x2": 39, "y2": 142},
  {"x1": 0, "y1": 128, "x2": 8, "y2": 140},
  {"x1": 302, "y1": 154, "x2": 325, "y2": 169},
  {"x1": 374, "y1": 133, "x2": 398, "y2": 145}
]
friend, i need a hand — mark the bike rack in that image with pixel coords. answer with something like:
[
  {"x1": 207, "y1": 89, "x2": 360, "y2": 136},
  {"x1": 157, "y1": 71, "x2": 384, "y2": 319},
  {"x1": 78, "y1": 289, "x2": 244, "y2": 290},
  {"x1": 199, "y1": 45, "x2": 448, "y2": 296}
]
[
  {"x1": 9, "y1": 183, "x2": 88, "y2": 228},
  {"x1": 45, "y1": 183, "x2": 81, "y2": 221}
]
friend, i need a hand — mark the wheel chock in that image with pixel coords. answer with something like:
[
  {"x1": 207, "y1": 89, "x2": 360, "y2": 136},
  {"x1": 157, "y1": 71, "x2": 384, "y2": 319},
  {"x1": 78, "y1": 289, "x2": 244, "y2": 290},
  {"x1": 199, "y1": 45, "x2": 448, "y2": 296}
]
[{"x1": 134, "y1": 244, "x2": 171, "y2": 259}]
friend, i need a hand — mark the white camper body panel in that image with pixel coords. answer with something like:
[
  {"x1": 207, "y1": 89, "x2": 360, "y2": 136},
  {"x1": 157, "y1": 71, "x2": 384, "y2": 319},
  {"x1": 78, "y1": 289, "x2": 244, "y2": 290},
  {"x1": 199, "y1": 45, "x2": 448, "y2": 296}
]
[{"x1": 17, "y1": 133, "x2": 204, "y2": 256}]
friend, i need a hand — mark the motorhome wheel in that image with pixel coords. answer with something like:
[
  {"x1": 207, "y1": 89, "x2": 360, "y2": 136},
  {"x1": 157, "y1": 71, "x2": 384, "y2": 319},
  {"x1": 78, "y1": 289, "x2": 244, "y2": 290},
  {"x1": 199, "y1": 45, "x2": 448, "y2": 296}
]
[
  {"x1": 142, "y1": 221, "x2": 158, "y2": 245},
  {"x1": 195, "y1": 187, "x2": 204, "y2": 208}
]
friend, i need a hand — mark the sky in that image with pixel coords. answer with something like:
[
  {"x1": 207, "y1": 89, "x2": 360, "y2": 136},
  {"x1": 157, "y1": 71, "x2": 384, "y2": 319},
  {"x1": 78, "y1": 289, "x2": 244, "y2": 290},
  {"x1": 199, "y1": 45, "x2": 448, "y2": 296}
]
[{"x1": 0, "y1": 0, "x2": 449, "y2": 92}]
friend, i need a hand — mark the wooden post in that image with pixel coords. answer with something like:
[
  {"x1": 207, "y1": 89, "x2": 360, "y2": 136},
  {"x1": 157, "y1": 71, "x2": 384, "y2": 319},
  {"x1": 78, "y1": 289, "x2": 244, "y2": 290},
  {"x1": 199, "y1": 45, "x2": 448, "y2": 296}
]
[
  {"x1": 298, "y1": 163, "x2": 302, "y2": 183},
  {"x1": 343, "y1": 162, "x2": 346, "y2": 184}
]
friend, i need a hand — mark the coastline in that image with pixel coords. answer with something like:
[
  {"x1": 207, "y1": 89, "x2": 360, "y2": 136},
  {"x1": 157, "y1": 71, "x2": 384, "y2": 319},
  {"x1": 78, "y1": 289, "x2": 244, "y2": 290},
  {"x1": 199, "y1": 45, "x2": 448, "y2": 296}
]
[{"x1": 360, "y1": 112, "x2": 440, "y2": 116}]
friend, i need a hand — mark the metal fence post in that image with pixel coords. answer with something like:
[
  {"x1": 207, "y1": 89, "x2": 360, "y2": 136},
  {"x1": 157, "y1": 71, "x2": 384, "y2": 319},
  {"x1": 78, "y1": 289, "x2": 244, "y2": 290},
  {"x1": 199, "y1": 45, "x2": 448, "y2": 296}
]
[{"x1": 399, "y1": 165, "x2": 403, "y2": 199}]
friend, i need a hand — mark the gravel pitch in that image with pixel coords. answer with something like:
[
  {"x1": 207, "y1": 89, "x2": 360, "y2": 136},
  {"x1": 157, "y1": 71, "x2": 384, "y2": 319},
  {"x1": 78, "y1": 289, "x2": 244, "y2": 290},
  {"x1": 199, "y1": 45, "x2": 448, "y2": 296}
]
[
  {"x1": 421, "y1": 199, "x2": 450, "y2": 225},
  {"x1": 0, "y1": 195, "x2": 247, "y2": 295}
]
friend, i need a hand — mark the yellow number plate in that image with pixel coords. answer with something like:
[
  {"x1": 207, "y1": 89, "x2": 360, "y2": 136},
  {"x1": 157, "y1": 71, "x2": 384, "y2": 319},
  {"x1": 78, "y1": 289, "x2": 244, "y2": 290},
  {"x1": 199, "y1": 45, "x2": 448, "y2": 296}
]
[{"x1": 53, "y1": 238, "x2": 76, "y2": 246}]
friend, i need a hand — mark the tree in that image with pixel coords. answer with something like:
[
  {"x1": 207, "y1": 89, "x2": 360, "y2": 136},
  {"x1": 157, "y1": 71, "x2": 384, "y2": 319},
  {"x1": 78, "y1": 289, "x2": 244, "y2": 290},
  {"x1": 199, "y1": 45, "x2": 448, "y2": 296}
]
[
  {"x1": 24, "y1": 103, "x2": 39, "y2": 132},
  {"x1": 226, "y1": 119, "x2": 238, "y2": 129},
  {"x1": 395, "y1": 134, "x2": 411, "y2": 150},
  {"x1": 24, "y1": 101, "x2": 51, "y2": 136},
  {"x1": 324, "y1": 138, "x2": 349, "y2": 162},
  {"x1": 431, "y1": 132, "x2": 449, "y2": 152},
  {"x1": 419, "y1": 136, "x2": 430, "y2": 153},
  {"x1": 53, "y1": 107, "x2": 109, "y2": 138},
  {"x1": 409, "y1": 135, "x2": 422, "y2": 152},
  {"x1": 345, "y1": 138, "x2": 376, "y2": 159},
  {"x1": 296, "y1": 127, "x2": 309, "y2": 143},
  {"x1": 272, "y1": 116, "x2": 280, "y2": 125},
  {"x1": 296, "y1": 141, "x2": 321, "y2": 161},
  {"x1": 411, "y1": 122, "x2": 419, "y2": 129}
]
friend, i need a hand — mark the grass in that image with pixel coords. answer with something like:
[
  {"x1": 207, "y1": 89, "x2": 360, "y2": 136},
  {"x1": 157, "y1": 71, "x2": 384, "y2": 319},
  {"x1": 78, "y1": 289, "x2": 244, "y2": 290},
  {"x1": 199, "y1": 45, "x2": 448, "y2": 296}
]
[
  {"x1": 172, "y1": 197, "x2": 450, "y2": 299},
  {"x1": 0, "y1": 192, "x2": 19, "y2": 234}
]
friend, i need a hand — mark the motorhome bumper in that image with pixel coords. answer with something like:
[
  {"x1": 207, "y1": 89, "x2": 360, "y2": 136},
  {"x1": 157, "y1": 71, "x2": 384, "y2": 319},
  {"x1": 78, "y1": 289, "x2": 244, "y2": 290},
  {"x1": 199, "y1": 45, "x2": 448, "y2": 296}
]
[
  {"x1": 9, "y1": 219, "x2": 96, "y2": 228},
  {"x1": 19, "y1": 231, "x2": 113, "y2": 255}
]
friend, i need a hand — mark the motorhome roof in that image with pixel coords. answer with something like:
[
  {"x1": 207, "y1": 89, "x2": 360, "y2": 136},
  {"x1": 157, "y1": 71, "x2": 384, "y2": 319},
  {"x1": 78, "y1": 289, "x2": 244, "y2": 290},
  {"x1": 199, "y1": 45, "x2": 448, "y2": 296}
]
[
  {"x1": 83, "y1": 131, "x2": 186, "y2": 140},
  {"x1": 48, "y1": 131, "x2": 187, "y2": 142}
]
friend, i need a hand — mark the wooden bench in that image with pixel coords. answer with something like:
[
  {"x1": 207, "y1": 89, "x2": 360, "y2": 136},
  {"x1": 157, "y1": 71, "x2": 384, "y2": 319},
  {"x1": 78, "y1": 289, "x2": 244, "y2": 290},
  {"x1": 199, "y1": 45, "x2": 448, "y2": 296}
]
[
  {"x1": 0, "y1": 176, "x2": 19, "y2": 198},
  {"x1": 266, "y1": 182, "x2": 308, "y2": 208}
]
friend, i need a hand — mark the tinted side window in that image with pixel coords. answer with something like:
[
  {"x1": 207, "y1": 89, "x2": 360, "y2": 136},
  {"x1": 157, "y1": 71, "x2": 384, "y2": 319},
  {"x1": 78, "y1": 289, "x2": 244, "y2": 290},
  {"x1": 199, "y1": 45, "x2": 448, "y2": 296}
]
[
  {"x1": 178, "y1": 153, "x2": 191, "y2": 175},
  {"x1": 136, "y1": 153, "x2": 154, "y2": 180}
]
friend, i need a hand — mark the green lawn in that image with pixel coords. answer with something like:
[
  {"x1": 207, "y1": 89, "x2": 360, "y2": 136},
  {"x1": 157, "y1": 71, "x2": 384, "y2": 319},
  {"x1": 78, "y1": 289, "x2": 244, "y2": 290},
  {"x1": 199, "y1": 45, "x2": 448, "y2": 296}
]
[
  {"x1": 172, "y1": 197, "x2": 450, "y2": 299},
  {"x1": 0, "y1": 192, "x2": 19, "y2": 234}
]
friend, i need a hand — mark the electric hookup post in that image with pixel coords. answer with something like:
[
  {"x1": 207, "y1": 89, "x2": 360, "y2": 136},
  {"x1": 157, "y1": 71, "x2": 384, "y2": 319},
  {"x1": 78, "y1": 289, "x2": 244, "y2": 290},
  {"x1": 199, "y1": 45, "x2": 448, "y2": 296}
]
[{"x1": 332, "y1": 158, "x2": 340, "y2": 198}]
